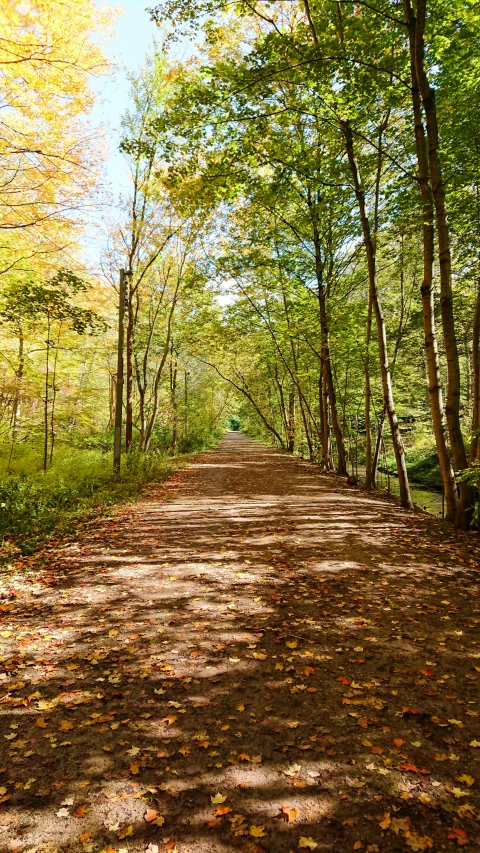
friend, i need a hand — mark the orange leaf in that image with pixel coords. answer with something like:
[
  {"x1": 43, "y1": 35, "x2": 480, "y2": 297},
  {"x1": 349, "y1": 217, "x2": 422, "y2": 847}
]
[
  {"x1": 144, "y1": 809, "x2": 158, "y2": 823},
  {"x1": 129, "y1": 762, "x2": 140, "y2": 775},
  {"x1": 74, "y1": 804, "x2": 89, "y2": 818},
  {"x1": 280, "y1": 805, "x2": 299, "y2": 822},
  {"x1": 215, "y1": 805, "x2": 232, "y2": 816},
  {"x1": 448, "y1": 828, "x2": 469, "y2": 846},
  {"x1": 304, "y1": 667, "x2": 315, "y2": 676},
  {"x1": 393, "y1": 738, "x2": 404, "y2": 748}
]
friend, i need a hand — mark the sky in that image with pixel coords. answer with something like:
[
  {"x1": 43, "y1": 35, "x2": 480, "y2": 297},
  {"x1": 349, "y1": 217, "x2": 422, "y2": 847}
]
[{"x1": 91, "y1": 0, "x2": 159, "y2": 192}]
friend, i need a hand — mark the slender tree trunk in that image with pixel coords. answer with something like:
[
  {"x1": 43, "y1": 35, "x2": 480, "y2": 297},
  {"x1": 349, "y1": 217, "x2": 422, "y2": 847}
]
[
  {"x1": 170, "y1": 343, "x2": 178, "y2": 453},
  {"x1": 125, "y1": 283, "x2": 134, "y2": 451},
  {"x1": 411, "y1": 0, "x2": 472, "y2": 526},
  {"x1": 49, "y1": 324, "x2": 62, "y2": 465},
  {"x1": 341, "y1": 119, "x2": 413, "y2": 509},
  {"x1": 403, "y1": 0, "x2": 458, "y2": 523},
  {"x1": 274, "y1": 364, "x2": 289, "y2": 446},
  {"x1": 470, "y1": 278, "x2": 480, "y2": 463},
  {"x1": 364, "y1": 295, "x2": 373, "y2": 489},
  {"x1": 108, "y1": 374, "x2": 115, "y2": 430},
  {"x1": 287, "y1": 388, "x2": 296, "y2": 452},
  {"x1": 144, "y1": 285, "x2": 180, "y2": 451},
  {"x1": 311, "y1": 208, "x2": 347, "y2": 474},
  {"x1": 43, "y1": 320, "x2": 50, "y2": 473},
  {"x1": 321, "y1": 360, "x2": 332, "y2": 469},
  {"x1": 9, "y1": 325, "x2": 24, "y2": 466}
]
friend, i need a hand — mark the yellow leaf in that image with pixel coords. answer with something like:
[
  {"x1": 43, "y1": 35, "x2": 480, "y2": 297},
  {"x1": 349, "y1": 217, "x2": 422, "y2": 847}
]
[
  {"x1": 36, "y1": 717, "x2": 47, "y2": 728},
  {"x1": 249, "y1": 825, "x2": 266, "y2": 837},
  {"x1": 211, "y1": 793, "x2": 227, "y2": 804},
  {"x1": 379, "y1": 812, "x2": 391, "y2": 829},
  {"x1": 117, "y1": 824, "x2": 134, "y2": 839},
  {"x1": 299, "y1": 838, "x2": 318, "y2": 850},
  {"x1": 404, "y1": 831, "x2": 433, "y2": 851},
  {"x1": 457, "y1": 774, "x2": 475, "y2": 786}
]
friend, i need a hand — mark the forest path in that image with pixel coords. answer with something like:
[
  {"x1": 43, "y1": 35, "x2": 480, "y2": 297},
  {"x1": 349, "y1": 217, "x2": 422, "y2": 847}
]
[{"x1": 1, "y1": 432, "x2": 480, "y2": 853}]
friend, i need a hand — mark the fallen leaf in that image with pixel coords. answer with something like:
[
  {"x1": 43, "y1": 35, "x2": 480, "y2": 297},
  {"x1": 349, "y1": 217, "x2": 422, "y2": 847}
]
[
  {"x1": 211, "y1": 792, "x2": 227, "y2": 804},
  {"x1": 379, "y1": 812, "x2": 391, "y2": 829},
  {"x1": 404, "y1": 831, "x2": 433, "y2": 850},
  {"x1": 299, "y1": 838, "x2": 318, "y2": 850},
  {"x1": 448, "y1": 827, "x2": 469, "y2": 846},
  {"x1": 456, "y1": 774, "x2": 475, "y2": 787},
  {"x1": 391, "y1": 817, "x2": 410, "y2": 834},
  {"x1": 249, "y1": 825, "x2": 266, "y2": 837},
  {"x1": 144, "y1": 809, "x2": 159, "y2": 823},
  {"x1": 280, "y1": 805, "x2": 299, "y2": 822},
  {"x1": 117, "y1": 824, "x2": 134, "y2": 839}
]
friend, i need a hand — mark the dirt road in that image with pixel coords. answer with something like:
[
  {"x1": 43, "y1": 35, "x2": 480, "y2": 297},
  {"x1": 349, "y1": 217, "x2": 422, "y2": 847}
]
[{"x1": 0, "y1": 433, "x2": 479, "y2": 852}]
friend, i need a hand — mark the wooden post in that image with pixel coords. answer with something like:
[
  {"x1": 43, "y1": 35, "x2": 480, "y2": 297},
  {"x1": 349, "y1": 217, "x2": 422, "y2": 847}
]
[
  {"x1": 113, "y1": 269, "x2": 126, "y2": 474},
  {"x1": 184, "y1": 370, "x2": 190, "y2": 440}
]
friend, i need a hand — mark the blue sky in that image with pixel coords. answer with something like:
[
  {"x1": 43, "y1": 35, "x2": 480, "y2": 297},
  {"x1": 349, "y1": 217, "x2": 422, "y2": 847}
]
[{"x1": 91, "y1": 0, "x2": 159, "y2": 191}]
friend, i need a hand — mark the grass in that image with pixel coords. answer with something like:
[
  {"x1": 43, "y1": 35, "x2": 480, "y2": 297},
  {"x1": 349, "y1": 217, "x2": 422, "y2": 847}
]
[{"x1": 0, "y1": 442, "x2": 189, "y2": 558}]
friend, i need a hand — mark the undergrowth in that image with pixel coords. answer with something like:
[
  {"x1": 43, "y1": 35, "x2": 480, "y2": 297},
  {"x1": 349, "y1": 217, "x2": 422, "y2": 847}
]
[{"x1": 0, "y1": 443, "x2": 190, "y2": 558}]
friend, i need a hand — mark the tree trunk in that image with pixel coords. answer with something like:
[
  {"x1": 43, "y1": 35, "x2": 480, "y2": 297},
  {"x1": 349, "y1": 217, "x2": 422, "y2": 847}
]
[
  {"x1": 287, "y1": 388, "x2": 296, "y2": 452},
  {"x1": 170, "y1": 343, "x2": 178, "y2": 453},
  {"x1": 364, "y1": 295, "x2": 373, "y2": 489},
  {"x1": 311, "y1": 207, "x2": 347, "y2": 474},
  {"x1": 403, "y1": 0, "x2": 459, "y2": 523},
  {"x1": 49, "y1": 324, "x2": 62, "y2": 464},
  {"x1": 9, "y1": 324, "x2": 24, "y2": 465},
  {"x1": 341, "y1": 119, "x2": 413, "y2": 510},
  {"x1": 412, "y1": 0, "x2": 473, "y2": 527},
  {"x1": 125, "y1": 281, "x2": 134, "y2": 450},
  {"x1": 470, "y1": 278, "x2": 480, "y2": 463},
  {"x1": 43, "y1": 320, "x2": 50, "y2": 472}
]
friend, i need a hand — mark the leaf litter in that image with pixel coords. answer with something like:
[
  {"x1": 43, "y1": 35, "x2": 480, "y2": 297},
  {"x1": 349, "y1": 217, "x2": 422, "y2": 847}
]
[{"x1": 0, "y1": 434, "x2": 479, "y2": 851}]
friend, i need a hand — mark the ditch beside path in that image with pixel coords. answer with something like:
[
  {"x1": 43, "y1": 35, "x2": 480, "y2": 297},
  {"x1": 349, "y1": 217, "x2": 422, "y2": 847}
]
[{"x1": 0, "y1": 432, "x2": 479, "y2": 853}]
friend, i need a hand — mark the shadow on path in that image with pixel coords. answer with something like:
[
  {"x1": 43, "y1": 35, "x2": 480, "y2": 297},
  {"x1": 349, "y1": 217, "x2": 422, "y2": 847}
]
[{"x1": 0, "y1": 433, "x2": 479, "y2": 852}]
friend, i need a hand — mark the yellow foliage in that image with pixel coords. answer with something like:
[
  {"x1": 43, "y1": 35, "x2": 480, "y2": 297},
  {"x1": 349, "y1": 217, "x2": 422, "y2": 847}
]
[{"x1": 0, "y1": 0, "x2": 114, "y2": 266}]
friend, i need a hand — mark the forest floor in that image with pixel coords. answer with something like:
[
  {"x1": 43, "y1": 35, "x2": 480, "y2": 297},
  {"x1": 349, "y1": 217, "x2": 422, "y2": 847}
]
[{"x1": 0, "y1": 432, "x2": 479, "y2": 853}]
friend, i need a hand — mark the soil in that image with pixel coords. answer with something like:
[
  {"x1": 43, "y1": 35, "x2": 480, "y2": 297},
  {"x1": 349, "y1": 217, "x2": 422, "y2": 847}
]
[{"x1": 0, "y1": 432, "x2": 479, "y2": 853}]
